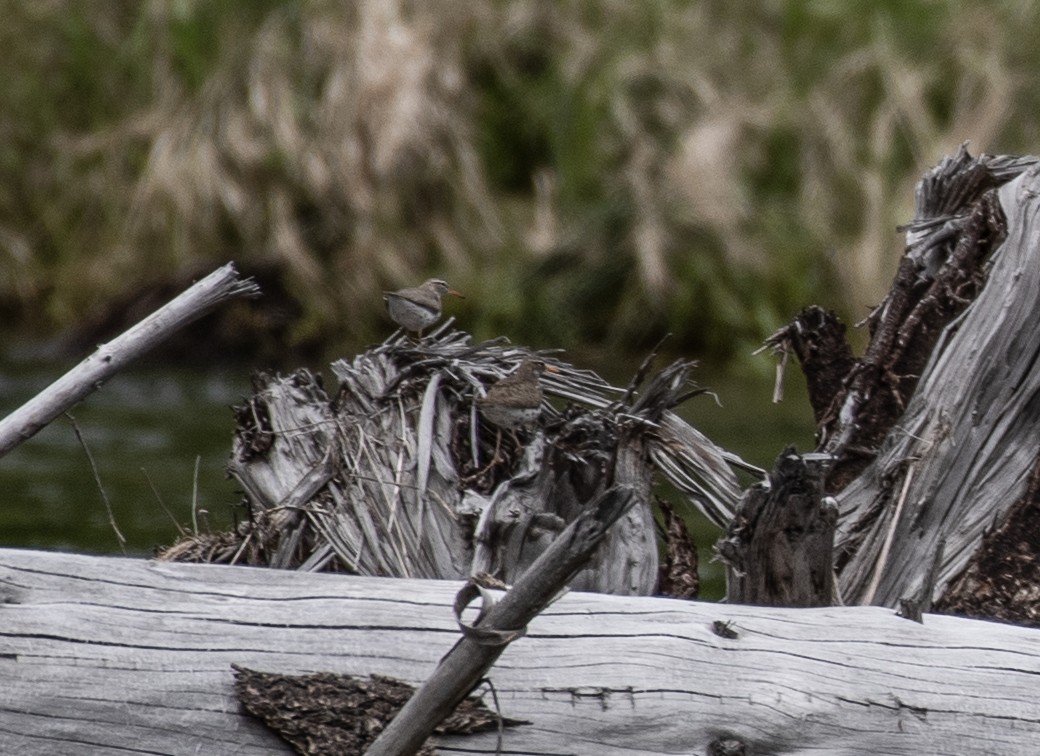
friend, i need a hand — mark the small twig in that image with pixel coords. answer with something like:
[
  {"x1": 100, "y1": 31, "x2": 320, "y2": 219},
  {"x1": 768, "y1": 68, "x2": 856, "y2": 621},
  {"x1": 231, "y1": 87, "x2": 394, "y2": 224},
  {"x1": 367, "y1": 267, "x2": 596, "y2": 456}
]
[
  {"x1": 772, "y1": 342, "x2": 790, "y2": 403},
  {"x1": 228, "y1": 529, "x2": 254, "y2": 566},
  {"x1": 142, "y1": 467, "x2": 185, "y2": 536},
  {"x1": 616, "y1": 333, "x2": 670, "y2": 408},
  {"x1": 475, "y1": 678, "x2": 506, "y2": 756},
  {"x1": 68, "y1": 413, "x2": 127, "y2": 554},
  {"x1": 863, "y1": 463, "x2": 915, "y2": 605},
  {"x1": 191, "y1": 455, "x2": 202, "y2": 534}
]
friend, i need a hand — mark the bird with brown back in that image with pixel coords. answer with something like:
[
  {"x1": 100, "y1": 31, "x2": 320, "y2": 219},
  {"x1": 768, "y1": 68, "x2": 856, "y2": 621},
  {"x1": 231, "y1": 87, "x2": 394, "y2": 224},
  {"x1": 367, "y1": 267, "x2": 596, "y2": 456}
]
[
  {"x1": 477, "y1": 359, "x2": 556, "y2": 431},
  {"x1": 383, "y1": 278, "x2": 463, "y2": 337}
]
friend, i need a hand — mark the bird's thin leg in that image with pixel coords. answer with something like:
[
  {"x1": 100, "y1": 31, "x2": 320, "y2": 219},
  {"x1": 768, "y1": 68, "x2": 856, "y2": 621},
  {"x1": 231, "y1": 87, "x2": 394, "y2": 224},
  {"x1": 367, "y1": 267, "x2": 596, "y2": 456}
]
[{"x1": 472, "y1": 428, "x2": 504, "y2": 479}]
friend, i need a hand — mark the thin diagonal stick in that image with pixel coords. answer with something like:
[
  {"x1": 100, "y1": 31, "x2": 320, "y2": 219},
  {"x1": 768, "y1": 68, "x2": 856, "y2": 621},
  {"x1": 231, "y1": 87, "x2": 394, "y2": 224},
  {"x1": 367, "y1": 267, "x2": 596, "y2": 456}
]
[
  {"x1": 862, "y1": 463, "x2": 915, "y2": 605},
  {"x1": 68, "y1": 413, "x2": 127, "y2": 554},
  {"x1": 142, "y1": 467, "x2": 185, "y2": 536},
  {"x1": 191, "y1": 455, "x2": 202, "y2": 534}
]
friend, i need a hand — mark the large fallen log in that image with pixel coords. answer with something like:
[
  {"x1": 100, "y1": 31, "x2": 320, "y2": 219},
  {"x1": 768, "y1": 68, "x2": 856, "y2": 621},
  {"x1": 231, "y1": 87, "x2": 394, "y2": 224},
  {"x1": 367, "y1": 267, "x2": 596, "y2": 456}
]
[{"x1": 1, "y1": 548, "x2": 1038, "y2": 755}]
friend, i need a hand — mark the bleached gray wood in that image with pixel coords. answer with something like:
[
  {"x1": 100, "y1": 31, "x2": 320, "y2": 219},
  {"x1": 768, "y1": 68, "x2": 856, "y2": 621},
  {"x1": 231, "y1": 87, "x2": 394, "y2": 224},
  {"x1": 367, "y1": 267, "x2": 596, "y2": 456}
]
[
  {"x1": 227, "y1": 344, "x2": 743, "y2": 591},
  {"x1": 837, "y1": 165, "x2": 1040, "y2": 606},
  {"x1": 0, "y1": 263, "x2": 259, "y2": 458},
  {"x1": 1, "y1": 548, "x2": 1038, "y2": 755}
]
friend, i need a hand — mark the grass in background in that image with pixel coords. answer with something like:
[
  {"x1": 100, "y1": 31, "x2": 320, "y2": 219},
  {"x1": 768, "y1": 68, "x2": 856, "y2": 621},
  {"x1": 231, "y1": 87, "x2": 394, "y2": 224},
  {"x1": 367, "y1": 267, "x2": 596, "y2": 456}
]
[{"x1": 1, "y1": 0, "x2": 1038, "y2": 365}]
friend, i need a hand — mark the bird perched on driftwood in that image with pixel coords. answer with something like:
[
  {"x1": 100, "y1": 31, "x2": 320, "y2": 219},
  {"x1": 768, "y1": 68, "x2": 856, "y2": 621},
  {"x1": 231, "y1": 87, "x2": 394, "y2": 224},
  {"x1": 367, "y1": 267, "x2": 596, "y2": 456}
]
[
  {"x1": 477, "y1": 359, "x2": 555, "y2": 431},
  {"x1": 383, "y1": 278, "x2": 463, "y2": 337}
]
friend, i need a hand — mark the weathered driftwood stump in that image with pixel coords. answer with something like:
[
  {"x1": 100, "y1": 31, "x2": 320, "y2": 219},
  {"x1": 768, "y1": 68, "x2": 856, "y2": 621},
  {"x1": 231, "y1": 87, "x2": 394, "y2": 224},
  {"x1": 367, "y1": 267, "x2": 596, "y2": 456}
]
[
  {"x1": 717, "y1": 447, "x2": 836, "y2": 607},
  {"x1": 765, "y1": 147, "x2": 1040, "y2": 621},
  {"x1": 162, "y1": 332, "x2": 750, "y2": 596}
]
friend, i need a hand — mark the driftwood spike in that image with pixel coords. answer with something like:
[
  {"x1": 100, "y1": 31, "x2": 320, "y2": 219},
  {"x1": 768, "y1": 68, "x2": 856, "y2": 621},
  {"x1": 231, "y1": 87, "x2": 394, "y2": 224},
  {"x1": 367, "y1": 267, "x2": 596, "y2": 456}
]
[{"x1": 0, "y1": 263, "x2": 259, "y2": 459}]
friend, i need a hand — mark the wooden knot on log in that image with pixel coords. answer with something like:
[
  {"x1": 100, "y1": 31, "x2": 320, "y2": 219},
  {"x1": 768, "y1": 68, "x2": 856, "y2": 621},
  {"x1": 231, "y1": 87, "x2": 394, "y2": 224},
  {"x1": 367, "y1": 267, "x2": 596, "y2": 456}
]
[
  {"x1": 716, "y1": 447, "x2": 837, "y2": 607},
  {"x1": 708, "y1": 736, "x2": 749, "y2": 756}
]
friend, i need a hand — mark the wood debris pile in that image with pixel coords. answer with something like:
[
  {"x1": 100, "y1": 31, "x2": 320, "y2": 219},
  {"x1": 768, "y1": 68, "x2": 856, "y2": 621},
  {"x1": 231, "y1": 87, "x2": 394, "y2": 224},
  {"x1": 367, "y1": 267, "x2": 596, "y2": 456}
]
[{"x1": 162, "y1": 328, "x2": 753, "y2": 595}]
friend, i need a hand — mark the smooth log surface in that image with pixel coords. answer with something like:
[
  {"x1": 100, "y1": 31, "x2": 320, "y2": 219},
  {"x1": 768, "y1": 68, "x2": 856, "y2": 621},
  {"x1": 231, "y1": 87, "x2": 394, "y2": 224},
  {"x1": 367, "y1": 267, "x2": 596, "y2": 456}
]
[{"x1": 1, "y1": 548, "x2": 1039, "y2": 755}]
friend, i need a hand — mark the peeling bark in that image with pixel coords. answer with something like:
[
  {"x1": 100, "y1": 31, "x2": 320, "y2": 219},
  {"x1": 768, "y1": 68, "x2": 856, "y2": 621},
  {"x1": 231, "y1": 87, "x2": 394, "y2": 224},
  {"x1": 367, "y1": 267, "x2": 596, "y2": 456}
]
[
  {"x1": 763, "y1": 305, "x2": 855, "y2": 427},
  {"x1": 656, "y1": 496, "x2": 700, "y2": 600}
]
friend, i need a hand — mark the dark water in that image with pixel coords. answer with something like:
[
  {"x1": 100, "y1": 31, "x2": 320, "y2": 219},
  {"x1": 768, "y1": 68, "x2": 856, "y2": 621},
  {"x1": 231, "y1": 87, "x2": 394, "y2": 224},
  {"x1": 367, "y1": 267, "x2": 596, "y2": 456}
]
[
  {"x1": 0, "y1": 358, "x2": 251, "y2": 555},
  {"x1": 0, "y1": 353, "x2": 815, "y2": 594}
]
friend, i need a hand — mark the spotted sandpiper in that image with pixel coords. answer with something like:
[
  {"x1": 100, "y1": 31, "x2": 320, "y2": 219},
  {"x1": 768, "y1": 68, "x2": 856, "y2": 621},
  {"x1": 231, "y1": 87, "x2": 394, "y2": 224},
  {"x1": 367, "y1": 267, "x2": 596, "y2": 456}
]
[
  {"x1": 383, "y1": 278, "x2": 463, "y2": 337},
  {"x1": 477, "y1": 359, "x2": 554, "y2": 431}
]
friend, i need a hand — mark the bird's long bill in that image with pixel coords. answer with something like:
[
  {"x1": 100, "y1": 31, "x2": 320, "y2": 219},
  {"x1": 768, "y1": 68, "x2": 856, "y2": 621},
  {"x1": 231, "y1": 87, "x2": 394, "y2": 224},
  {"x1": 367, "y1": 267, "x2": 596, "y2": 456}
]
[{"x1": 447, "y1": 288, "x2": 464, "y2": 299}]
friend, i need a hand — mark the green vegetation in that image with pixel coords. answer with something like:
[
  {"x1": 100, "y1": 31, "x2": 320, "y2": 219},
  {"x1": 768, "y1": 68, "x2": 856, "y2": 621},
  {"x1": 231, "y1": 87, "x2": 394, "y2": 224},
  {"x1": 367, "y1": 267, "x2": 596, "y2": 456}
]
[{"x1": 2, "y1": 0, "x2": 1038, "y2": 362}]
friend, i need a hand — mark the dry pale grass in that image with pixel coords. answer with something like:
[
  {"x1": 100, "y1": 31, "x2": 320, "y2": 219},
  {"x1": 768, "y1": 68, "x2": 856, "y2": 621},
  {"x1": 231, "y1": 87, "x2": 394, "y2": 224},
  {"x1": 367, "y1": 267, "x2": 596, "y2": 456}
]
[
  {"x1": 5, "y1": 1, "x2": 1040, "y2": 351},
  {"x1": 119, "y1": 1, "x2": 498, "y2": 343}
]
